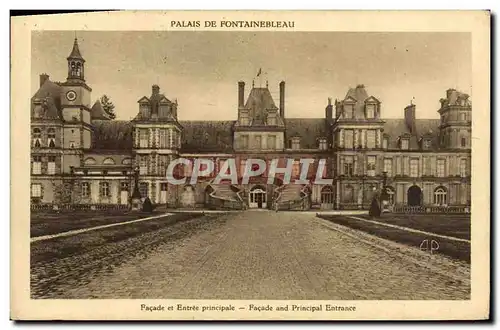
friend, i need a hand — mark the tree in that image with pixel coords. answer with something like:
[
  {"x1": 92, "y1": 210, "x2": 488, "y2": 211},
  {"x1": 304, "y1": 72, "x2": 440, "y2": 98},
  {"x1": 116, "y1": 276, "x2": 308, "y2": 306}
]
[{"x1": 100, "y1": 95, "x2": 116, "y2": 119}]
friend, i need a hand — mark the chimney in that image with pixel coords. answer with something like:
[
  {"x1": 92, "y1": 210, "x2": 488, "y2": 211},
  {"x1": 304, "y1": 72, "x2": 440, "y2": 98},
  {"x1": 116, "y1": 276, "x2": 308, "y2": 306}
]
[
  {"x1": 238, "y1": 81, "x2": 245, "y2": 107},
  {"x1": 279, "y1": 81, "x2": 285, "y2": 118},
  {"x1": 325, "y1": 97, "x2": 333, "y2": 123},
  {"x1": 39, "y1": 73, "x2": 49, "y2": 87},
  {"x1": 446, "y1": 88, "x2": 456, "y2": 100},
  {"x1": 152, "y1": 84, "x2": 160, "y2": 95},
  {"x1": 404, "y1": 104, "x2": 416, "y2": 133}
]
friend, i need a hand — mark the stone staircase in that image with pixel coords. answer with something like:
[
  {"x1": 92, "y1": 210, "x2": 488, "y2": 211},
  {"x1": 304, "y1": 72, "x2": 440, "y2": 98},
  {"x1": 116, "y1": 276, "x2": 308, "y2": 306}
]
[
  {"x1": 206, "y1": 183, "x2": 245, "y2": 210},
  {"x1": 275, "y1": 184, "x2": 311, "y2": 211}
]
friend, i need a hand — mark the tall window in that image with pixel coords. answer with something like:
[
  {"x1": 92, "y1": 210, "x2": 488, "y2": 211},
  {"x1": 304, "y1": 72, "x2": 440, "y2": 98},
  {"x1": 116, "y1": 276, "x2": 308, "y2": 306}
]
[
  {"x1": 99, "y1": 182, "x2": 110, "y2": 198},
  {"x1": 47, "y1": 128, "x2": 56, "y2": 147},
  {"x1": 344, "y1": 130, "x2": 354, "y2": 149},
  {"x1": 366, "y1": 156, "x2": 376, "y2": 176},
  {"x1": 255, "y1": 135, "x2": 262, "y2": 149},
  {"x1": 437, "y1": 159, "x2": 446, "y2": 177},
  {"x1": 423, "y1": 157, "x2": 431, "y2": 176},
  {"x1": 384, "y1": 158, "x2": 392, "y2": 176},
  {"x1": 400, "y1": 139, "x2": 409, "y2": 150},
  {"x1": 159, "y1": 129, "x2": 167, "y2": 148},
  {"x1": 318, "y1": 138, "x2": 327, "y2": 150},
  {"x1": 460, "y1": 159, "x2": 467, "y2": 177},
  {"x1": 170, "y1": 130, "x2": 176, "y2": 148},
  {"x1": 267, "y1": 135, "x2": 276, "y2": 150},
  {"x1": 139, "y1": 155, "x2": 148, "y2": 175},
  {"x1": 158, "y1": 155, "x2": 168, "y2": 176},
  {"x1": 139, "y1": 129, "x2": 148, "y2": 148},
  {"x1": 410, "y1": 158, "x2": 419, "y2": 177},
  {"x1": 366, "y1": 130, "x2": 376, "y2": 148},
  {"x1": 292, "y1": 160, "x2": 300, "y2": 178},
  {"x1": 291, "y1": 138, "x2": 300, "y2": 150},
  {"x1": 139, "y1": 182, "x2": 149, "y2": 198},
  {"x1": 461, "y1": 137, "x2": 467, "y2": 147},
  {"x1": 32, "y1": 128, "x2": 42, "y2": 147},
  {"x1": 382, "y1": 137, "x2": 388, "y2": 149},
  {"x1": 366, "y1": 104, "x2": 375, "y2": 119},
  {"x1": 31, "y1": 183, "x2": 42, "y2": 197},
  {"x1": 47, "y1": 156, "x2": 56, "y2": 175},
  {"x1": 81, "y1": 182, "x2": 90, "y2": 197},
  {"x1": 241, "y1": 135, "x2": 249, "y2": 149},
  {"x1": 434, "y1": 187, "x2": 447, "y2": 206},
  {"x1": 344, "y1": 105, "x2": 353, "y2": 119},
  {"x1": 32, "y1": 156, "x2": 42, "y2": 174},
  {"x1": 343, "y1": 156, "x2": 354, "y2": 176}
]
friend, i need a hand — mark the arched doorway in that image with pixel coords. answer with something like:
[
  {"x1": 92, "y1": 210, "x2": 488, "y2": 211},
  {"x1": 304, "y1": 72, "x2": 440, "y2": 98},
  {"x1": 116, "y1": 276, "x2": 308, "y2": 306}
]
[
  {"x1": 407, "y1": 185, "x2": 422, "y2": 206},
  {"x1": 249, "y1": 185, "x2": 266, "y2": 209},
  {"x1": 434, "y1": 186, "x2": 447, "y2": 206}
]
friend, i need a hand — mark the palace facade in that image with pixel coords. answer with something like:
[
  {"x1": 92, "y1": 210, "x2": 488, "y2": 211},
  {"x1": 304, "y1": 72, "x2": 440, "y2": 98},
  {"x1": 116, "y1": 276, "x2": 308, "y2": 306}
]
[{"x1": 30, "y1": 39, "x2": 471, "y2": 210}]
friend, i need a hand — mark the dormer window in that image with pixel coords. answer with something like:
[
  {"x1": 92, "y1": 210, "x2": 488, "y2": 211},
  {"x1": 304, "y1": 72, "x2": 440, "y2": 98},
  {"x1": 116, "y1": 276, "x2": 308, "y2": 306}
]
[
  {"x1": 47, "y1": 128, "x2": 56, "y2": 148},
  {"x1": 32, "y1": 128, "x2": 42, "y2": 148},
  {"x1": 344, "y1": 104, "x2": 354, "y2": 119},
  {"x1": 382, "y1": 137, "x2": 388, "y2": 149},
  {"x1": 400, "y1": 138, "x2": 409, "y2": 150},
  {"x1": 291, "y1": 137, "x2": 301, "y2": 150},
  {"x1": 423, "y1": 139, "x2": 432, "y2": 149},
  {"x1": 365, "y1": 104, "x2": 375, "y2": 119},
  {"x1": 318, "y1": 138, "x2": 327, "y2": 150}
]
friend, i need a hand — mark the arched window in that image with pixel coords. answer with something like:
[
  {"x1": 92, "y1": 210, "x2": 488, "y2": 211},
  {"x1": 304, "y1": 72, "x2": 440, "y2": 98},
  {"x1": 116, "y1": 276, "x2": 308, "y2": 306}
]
[
  {"x1": 122, "y1": 158, "x2": 132, "y2": 165},
  {"x1": 84, "y1": 157, "x2": 96, "y2": 166},
  {"x1": 343, "y1": 185, "x2": 354, "y2": 203},
  {"x1": 47, "y1": 128, "x2": 56, "y2": 147},
  {"x1": 321, "y1": 185, "x2": 334, "y2": 204},
  {"x1": 103, "y1": 157, "x2": 116, "y2": 165},
  {"x1": 434, "y1": 186, "x2": 447, "y2": 206}
]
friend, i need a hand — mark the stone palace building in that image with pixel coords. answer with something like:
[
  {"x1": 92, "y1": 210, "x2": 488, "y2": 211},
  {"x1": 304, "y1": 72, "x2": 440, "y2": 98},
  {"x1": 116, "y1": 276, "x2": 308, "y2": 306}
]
[{"x1": 30, "y1": 38, "x2": 471, "y2": 210}]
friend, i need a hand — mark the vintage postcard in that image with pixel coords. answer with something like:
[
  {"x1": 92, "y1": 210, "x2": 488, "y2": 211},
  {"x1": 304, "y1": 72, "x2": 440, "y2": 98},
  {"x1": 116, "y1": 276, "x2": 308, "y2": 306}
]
[{"x1": 11, "y1": 10, "x2": 490, "y2": 321}]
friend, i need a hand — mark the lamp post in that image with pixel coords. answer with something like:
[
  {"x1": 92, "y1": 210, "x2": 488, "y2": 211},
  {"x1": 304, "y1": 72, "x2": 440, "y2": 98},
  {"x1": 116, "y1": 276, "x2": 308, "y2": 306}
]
[{"x1": 381, "y1": 171, "x2": 389, "y2": 213}]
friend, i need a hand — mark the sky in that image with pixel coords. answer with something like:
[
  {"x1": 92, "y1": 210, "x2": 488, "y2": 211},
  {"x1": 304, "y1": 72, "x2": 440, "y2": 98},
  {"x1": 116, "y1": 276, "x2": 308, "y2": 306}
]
[{"x1": 31, "y1": 31, "x2": 471, "y2": 121}]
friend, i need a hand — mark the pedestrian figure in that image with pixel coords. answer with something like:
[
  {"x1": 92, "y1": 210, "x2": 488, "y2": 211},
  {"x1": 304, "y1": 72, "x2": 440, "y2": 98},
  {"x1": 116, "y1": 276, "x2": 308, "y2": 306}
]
[{"x1": 369, "y1": 187, "x2": 381, "y2": 218}]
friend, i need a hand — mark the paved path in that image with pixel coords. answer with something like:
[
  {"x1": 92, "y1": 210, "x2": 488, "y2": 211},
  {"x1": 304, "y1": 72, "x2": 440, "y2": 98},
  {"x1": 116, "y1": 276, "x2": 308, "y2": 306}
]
[{"x1": 60, "y1": 211, "x2": 470, "y2": 300}]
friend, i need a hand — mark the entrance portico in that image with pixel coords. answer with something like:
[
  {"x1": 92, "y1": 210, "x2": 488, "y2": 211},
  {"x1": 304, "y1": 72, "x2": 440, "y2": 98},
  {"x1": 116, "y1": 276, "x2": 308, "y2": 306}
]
[{"x1": 249, "y1": 185, "x2": 267, "y2": 209}]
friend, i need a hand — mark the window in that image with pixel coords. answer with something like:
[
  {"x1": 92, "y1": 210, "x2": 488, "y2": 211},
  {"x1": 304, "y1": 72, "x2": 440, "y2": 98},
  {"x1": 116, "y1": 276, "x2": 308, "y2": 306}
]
[
  {"x1": 103, "y1": 157, "x2": 115, "y2": 165},
  {"x1": 437, "y1": 159, "x2": 446, "y2": 177},
  {"x1": 267, "y1": 116, "x2": 277, "y2": 126},
  {"x1": 292, "y1": 160, "x2": 300, "y2": 178},
  {"x1": 31, "y1": 183, "x2": 42, "y2": 197},
  {"x1": 366, "y1": 130, "x2": 376, "y2": 148},
  {"x1": 423, "y1": 139, "x2": 432, "y2": 149},
  {"x1": 366, "y1": 104, "x2": 375, "y2": 118},
  {"x1": 434, "y1": 187, "x2": 447, "y2": 206},
  {"x1": 400, "y1": 139, "x2": 409, "y2": 150},
  {"x1": 241, "y1": 115, "x2": 250, "y2": 126},
  {"x1": 343, "y1": 185, "x2": 354, "y2": 203},
  {"x1": 384, "y1": 158, "x2": 392, "y2": 176},
  {"x1": 423, "y1": 157, "x2": 431, "y2": 176},
  {"x1": 344, "y1": 105, "x2": 353, "y2": 119},
  {"x1": 343, "y1": 156, "x2": 354, "y2": 176},
  {"x1": 47, "y1": 156, "x2": 56, "y2": 175},
  {"x1": 81, "y1": 182, "x2": 90, "y2": 197},
  {"x1": 267, "y1": 135, "x2": 276, "y2": 150},
  {"x1": 32, "y1": 128, "x2": 42, "y2": 147},
  {"x1": 291, "y1": 138, "x2": 300, "y2": 150},
  {"x1": 382, "y1": 137, "x2": 388, "y2": 149},
  {"x1": 160, "y1": 183, "x2": 167, "y2": 191},
  {"x1": 158, "y1": 155, "x2": 168, "y2": 176},
  {"x1": 69, "y1": 141, "x2": 76, "y2": 149},
  {"x1": 139, "y1": 182, "x2": 148, "y2": 198},
  {"x1": 84, "y1": 157, "x2": 96, "y2": 165},
  {"x1": 410, "y1": 158, "x2": 419, "y2": 177},
  {"x1": 32, "y1": 156, "x2": 41, "y2": 174},
  {"x1": 344, "y1": 130, "x2": 354, "y2": 149},
  {"x1": 318, "y1": 138, "x2": 327, "y2": 150},
  {"x1": 459, "y1": 113, "x2": 466, "y2": 121},
  {"x1": 139, "y1": 155, "x2": 148, "y2": 175},
  {"x1": 99, "y1": 182, "x2": 110, "y2": 197},
  {"x1": 460, "y1": 159, "x2": 467, "y2": 177},
  {"x1": 159, "y1": 129, "x2": 167, "y2": 148},
  {"x1": 367, "y1": 156, "x2": 376, "y2": 176},
  {"x1": 241, "y1": 135, "x2": 249, "y2": 149},
  {"x1": 461, "y1": 137, "x2": 467, "y2": 147},
  {"x1": 169, "y1": 129, "x2": 175, "y2": 148},
  {"x1": 255, "y1": 135, "x2": 262, "y2": 149},
  {"x1": 139, "y1": 129, "x2": 148, "y2": 148},
  {"x1": 120, "y1": 182, "x2": 129, "y2": 191},
  {"x1": 47, "y1": 128, "x2": 56, "y2": 147}
]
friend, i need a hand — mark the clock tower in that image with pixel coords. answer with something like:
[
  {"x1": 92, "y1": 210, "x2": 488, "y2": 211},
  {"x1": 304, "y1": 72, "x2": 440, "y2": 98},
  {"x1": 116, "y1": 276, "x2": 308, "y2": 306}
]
[{"x1": 59, "y1": 38, "x2": 93, "y2": 173}]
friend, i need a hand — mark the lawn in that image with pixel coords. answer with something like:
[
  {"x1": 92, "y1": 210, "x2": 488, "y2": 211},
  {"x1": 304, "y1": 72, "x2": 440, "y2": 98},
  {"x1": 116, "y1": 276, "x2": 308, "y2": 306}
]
[
  {"x1": 31, "y1": 210, "x2": 167, "y2": 238},
  {"x1": 317, "y1": 214, "x2": 470, "y2": 263}
]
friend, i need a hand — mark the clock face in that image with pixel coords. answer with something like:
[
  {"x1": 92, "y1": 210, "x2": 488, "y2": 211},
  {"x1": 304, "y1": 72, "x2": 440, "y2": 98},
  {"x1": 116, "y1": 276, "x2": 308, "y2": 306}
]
[{"x1": 66, "y1": 90, "x2": 77, "y2": 101}]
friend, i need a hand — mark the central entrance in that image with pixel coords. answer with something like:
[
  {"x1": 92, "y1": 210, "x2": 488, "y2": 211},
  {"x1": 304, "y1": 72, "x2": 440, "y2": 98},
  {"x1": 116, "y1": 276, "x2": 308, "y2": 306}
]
[{"x1": 249, "y1": 185, "x2": 267, "y2": 209}]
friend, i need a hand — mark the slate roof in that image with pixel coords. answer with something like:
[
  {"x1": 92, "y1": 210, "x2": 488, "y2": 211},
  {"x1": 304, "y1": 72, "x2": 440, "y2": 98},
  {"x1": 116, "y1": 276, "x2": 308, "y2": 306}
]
[
  {"x1": 243, "y1": 87, "x2": 278, "y2": 110},
  {"x1": 31, "y1": 79, "x2": 63, "y2": 120},
  {"x1": 284, "y1": 118, "x2": 327, "y2": 149},
  {"x1": 383, "y1": 118, "x2": 440, "y2": 149},
  {"x1": 67, "y1": 38, "x2": 85, "y2": 61},
  {"x1": 90, "y1": 100, "x2": 111, "y2": 120},
  {"x1": 92, "y1": 120, "x2": 133, "y2": 150},
  {"x1": 180, "y1": 120, "x2": 235, "y2": 153}
]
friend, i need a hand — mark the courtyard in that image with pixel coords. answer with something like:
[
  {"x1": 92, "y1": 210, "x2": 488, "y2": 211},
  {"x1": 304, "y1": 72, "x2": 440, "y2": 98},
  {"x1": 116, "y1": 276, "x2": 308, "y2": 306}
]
[{"x1": 30, "y1": 210, "x2": 470, "y2": 300}]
